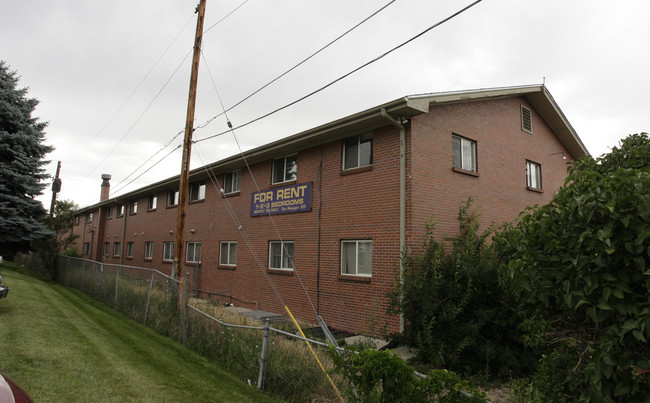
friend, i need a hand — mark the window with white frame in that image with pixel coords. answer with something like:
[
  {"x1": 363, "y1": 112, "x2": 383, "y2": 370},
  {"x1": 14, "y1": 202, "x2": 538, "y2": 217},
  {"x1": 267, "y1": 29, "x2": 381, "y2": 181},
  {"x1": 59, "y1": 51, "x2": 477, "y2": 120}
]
[
  {"x1": 343, "y1": 134, "x2": 373, "y2": 170},
  {"x1": 144, "y1": 242, "x2": 153, "y2": 260},
  {"x1": 521, "y1": 105, "x2": 533, "y2": 134},
  {"x1": 87, "y1": 213, "x2": 94, "y2": 223},
  {"x1": 186, "y1": 242, "x2": 202, "y2": 263},
  {"x1": 105, "y1": 206, "x2": 112, "y2": 219},
  {"x1": 148, "y1": 194, "x2": 157, "y2": 210},
  {"x1": 168, "y1": 190, "x2": 179, "y2": 207},
  {"x1": 220, "y1": 241, "x2": 237, "y2": 266},
  {"x1": 452, "y1": 134, "x2": 477, "y2": 172},
  {"x1": 526, "y1": 160, "x2": 542, "y2": 190},
  {"x1": 189, "y1": 182, "x2": 206, "y2": 202},
  {"x1": 74, "y1": 216, "x2": 80, "y2": 225},
  {"x1": 223, "y1": 170, "x2": 241, "y2": 194},
  {"x1": 272, "y1": 155, "x2": 297, "y2": 184},
  {"x1": 269, "y1": 241, "x2": 294, "y2": 270},
  {"x1": 163, "y1": 241, "x2": 174, "y2": 261},
  {"x1": 83, "y1": 242, "x2": 90, "y2": 254},
  {"x1": 341, "y1": 240, "x2": 372, "y2": 276},
  {"x1": 103, "y1": 242, "x2": 110, "y2": 256},
  {"x1": 117, "y1": 205, "x2": 125, "y2": 217},
  {"x1": 126, "y1": 242, "x2": 134, "y2": 258},
  {"x1": 130, "y1": 201, "x2": 138, "y2": 215},
  {"x1": 113, "y1": 242, "x2": 121, "y2": 257}
]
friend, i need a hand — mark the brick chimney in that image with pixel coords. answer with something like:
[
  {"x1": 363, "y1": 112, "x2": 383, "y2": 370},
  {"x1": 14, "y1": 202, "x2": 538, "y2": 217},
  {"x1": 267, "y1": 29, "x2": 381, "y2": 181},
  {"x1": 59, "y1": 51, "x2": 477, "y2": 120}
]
[{"x1": 100, "y1": 174, "x2": 111, "y2": 201}]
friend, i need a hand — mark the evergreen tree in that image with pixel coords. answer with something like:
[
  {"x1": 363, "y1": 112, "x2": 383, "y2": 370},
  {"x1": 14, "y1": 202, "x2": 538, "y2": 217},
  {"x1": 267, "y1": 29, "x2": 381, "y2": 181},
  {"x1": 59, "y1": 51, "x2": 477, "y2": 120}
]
[{"x1": 0, "y1": 61, "x2": 54, "y2": 258}]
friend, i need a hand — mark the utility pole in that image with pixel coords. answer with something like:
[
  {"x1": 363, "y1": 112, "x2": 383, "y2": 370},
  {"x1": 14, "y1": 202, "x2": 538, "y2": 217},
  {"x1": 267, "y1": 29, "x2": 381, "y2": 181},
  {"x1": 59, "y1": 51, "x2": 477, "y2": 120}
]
[
  {"x1": 172, "y1": 0, "x2": 207, "y2": 280},
  {"x1": 50, "y1": 161, "x2": 62, "y2": 217}
]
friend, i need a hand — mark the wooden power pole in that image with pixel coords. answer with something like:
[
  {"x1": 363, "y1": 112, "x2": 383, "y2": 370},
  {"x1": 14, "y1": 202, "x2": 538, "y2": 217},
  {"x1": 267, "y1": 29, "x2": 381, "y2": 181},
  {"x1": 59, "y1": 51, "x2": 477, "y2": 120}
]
[
  {"x1": 172, "y1": 0, "x2": 207, "y2": 280},
  {"x1": 49, "y1": 161, "x2": 62, "y2": 217}
]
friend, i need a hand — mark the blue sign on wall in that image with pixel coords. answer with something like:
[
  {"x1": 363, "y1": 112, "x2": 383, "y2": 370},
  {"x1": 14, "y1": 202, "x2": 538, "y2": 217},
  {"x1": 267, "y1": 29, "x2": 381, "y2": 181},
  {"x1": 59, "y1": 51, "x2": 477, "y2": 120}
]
[{"x1": 250, "y1": 182, "x2": 312, "y2": 216}]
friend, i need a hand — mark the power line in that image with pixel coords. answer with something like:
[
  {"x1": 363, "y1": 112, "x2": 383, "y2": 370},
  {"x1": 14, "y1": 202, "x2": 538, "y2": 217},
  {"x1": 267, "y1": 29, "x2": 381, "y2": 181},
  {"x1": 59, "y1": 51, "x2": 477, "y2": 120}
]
[{"x1": 195, "y1": 0, "x2": 485, "y2": 145}]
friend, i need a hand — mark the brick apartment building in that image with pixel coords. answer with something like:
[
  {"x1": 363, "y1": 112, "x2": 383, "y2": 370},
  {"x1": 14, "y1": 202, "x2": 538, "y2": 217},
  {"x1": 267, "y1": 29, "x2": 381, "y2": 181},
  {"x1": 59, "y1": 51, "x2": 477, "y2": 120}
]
[{"x1": 71, "y1": 85, "x2": 588, "y2": 335}]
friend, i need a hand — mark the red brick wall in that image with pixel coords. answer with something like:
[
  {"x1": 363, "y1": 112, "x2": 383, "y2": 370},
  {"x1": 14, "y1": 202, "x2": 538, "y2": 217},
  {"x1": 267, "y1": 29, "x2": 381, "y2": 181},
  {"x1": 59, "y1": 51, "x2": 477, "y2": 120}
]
[{"x1": 70, "y1": 95, "x2": 574, "y2": 336}]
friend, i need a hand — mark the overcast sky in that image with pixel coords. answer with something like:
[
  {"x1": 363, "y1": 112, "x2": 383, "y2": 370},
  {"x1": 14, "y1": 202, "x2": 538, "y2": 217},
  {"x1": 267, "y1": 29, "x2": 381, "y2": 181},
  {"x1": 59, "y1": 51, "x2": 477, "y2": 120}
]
[{"x1": 2, "y1": 0, "x2": 649, "y2": 209}]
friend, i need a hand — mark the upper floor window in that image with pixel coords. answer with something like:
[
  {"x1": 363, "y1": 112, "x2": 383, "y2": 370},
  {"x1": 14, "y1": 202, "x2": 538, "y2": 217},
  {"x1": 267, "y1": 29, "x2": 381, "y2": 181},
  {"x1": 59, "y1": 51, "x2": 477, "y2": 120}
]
[
  {"x1": 168, "y1": 190, "x2": 179, "y2": 207},
  {"x1": 190, "y1": 182, "x2": 206, "y2": 202},
  {"x1": 130, "y1": 201, "x2": 138, "y2": 215},
  {"x1": 87, "y1": 213, "x2": 93, "y2": 223},
  {"x1": 223, "y1": 170, "x2": 241, "y2": 194},
  {"x1": 526, "y1": 160, "x2": 542, "y2": 190},
  {"x1": 452, "y1": 134, "x2": 477, "y2": 173},
  {"x1": 74, "y1": 216, "x2": 80, "y2": 225},
  {"x1": 272, "y1": 155, "x2": 297, "y2": 184},
  {"x1": 341, "y1": 240, "x2": 372, "y2": 277},
  {"x1": 148, "y1": 194, "x2": 157, "y2": 210},
  {"x1": 521, "y1": 105, "x2": 532, "y2": 134},
  {"x1": 117, "y1": 205, "x2": 125, "y2": 217},
  {"x1": 269, "y1": 241, "x2": 294, "y2": 270},
  {"x1": 220, "y1": 241, "x2": 237, "y2": 266},
  {"x1": 343, "y1": 134, "x2": 373, "y2": 170},
  {"x1": 186, "y1": 242, "x2": 202, "y2": 263},
  {"x1": 105, "y1": 206, "x2": 112, "y2": 219}
]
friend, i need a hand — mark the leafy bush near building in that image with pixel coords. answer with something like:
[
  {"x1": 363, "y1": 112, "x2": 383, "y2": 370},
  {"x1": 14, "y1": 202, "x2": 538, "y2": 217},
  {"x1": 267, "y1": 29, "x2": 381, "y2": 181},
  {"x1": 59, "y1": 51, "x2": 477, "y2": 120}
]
[
  {"x1": 495, "y1": 133, "x2": 650, "y2": 401},
  {"x1": 388, "y1": 200, "x2": 536, "y2": 380}
]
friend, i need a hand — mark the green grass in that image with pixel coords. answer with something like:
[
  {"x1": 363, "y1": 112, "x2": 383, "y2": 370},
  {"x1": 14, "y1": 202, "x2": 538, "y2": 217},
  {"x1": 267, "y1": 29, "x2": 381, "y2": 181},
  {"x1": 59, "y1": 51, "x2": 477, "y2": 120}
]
[{"x1": 0, "y1": 261, "x2": 282, "y2": 402}]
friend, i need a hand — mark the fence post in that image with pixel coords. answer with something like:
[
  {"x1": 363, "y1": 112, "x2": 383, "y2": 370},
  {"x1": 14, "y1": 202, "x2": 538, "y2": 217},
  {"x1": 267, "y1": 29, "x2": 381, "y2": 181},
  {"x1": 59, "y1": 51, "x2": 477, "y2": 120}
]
[
  {"x1": 115, "y1": 266, "x2": 120, "y2": 305},
  {"x1": 193, "y1": 262, "x2": 200, "y2": 297},
  {"x1": 183, "y1": 272, "x2": 190, "y2": 347},
  {"x1": 144, "y1": 270, "x2": 155, "y2": 325},
  {"x1": 258, "y1": 319, "x2": 270, "y2": 391}
]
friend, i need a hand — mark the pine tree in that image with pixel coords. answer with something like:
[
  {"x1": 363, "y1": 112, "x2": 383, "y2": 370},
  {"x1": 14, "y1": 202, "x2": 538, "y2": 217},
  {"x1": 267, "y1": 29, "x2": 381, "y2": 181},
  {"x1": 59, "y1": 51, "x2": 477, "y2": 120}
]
[{"x1": 0, "y1": 61, "x2": 54, "y2": 257}]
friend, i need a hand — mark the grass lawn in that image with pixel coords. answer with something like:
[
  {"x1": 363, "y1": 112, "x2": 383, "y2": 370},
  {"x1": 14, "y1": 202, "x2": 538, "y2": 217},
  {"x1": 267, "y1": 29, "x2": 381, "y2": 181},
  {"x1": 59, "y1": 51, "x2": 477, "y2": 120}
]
[{"x1": 0, "y1": 261, "x2": 282, "y2": 402}]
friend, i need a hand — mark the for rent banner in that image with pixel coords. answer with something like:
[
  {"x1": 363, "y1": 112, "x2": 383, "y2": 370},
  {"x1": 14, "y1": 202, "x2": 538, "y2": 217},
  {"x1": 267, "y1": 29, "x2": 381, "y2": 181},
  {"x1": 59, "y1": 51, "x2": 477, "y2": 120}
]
[{"x1": 250, "y1": 182, "x2": 312, "y2": 216}]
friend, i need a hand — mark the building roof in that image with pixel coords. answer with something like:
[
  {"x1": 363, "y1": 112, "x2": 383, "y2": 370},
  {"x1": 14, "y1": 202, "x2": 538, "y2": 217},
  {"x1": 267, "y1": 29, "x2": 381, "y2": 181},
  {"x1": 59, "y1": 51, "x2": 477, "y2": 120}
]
[{"x1": 79, "y1": 84, "x2": 588, "y2": 212}]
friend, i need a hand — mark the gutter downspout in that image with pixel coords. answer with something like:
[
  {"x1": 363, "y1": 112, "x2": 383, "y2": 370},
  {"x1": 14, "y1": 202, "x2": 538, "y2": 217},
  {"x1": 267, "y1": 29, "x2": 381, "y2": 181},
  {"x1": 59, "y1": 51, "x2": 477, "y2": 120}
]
[{"x1": 381, "y1": 108, "x2": 406, "y2": 333}]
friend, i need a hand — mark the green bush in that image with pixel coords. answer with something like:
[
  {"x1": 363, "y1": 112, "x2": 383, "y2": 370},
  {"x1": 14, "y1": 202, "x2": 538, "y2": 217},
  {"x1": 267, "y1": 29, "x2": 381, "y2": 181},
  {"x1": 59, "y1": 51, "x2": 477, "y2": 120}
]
[
  {"x1": 496, "y1": 133, "x2": 650, "y2": 401},
  {"x1": 388, "y1": 199, "x2": 535, "y2": 379}
]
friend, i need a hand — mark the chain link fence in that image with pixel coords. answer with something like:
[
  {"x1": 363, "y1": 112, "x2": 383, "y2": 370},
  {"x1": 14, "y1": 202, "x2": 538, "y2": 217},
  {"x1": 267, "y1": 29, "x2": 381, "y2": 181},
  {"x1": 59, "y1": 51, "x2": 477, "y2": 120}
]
[{"x1": 56, "y1": 256, "x2": 344, "y2": 401}]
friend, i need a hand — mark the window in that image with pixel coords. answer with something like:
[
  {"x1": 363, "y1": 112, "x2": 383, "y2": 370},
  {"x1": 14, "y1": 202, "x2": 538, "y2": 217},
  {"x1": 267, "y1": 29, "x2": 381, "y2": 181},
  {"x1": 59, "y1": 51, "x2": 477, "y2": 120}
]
[
  {"x1": 83, "y1": 242, "x2": 90, "y2": 254},
  {"x1": 148, "y1": 194, "x2": 157, "y2": 210},
  {"x1": 103, "y1": 242, "x2": 110, "y2": 256},
  {"x1": 117, "y1": 205, "x2": 125, "y2": 217},
  {"x1": 168, "y1": 190, "x2": 179, "y2": 207},
  {"x1": 87, "y1": 213, "x2": 93, "y2": 223},
  {"x1": 521, "y1": 105, "x2": 532, "y2": 134},
  {"x1": 130, "y1": 201, "x2": 138, "y2": 215},
  {"x1": 269, "y1": 241, "x2": 294, "y2": 270},
  {"x1": 190, "y1": 182, "x2": 206, "y2": 202},
  {"x1": 452, "y1": 134, "x2": 477, "y2": 172},
  {"x1": 113, "y1": 242, "x2": 121, "y2": 257},
  {"x1": 144, "y1": 242, "x2": 153, "y2": 260},
  {"x1": 341, "y1": 240, "x2": 372, "y2": 276},
  {"x1": 220, "y1": 241, "x2": 237, "y2": 266},
  {"x1": 105, "y1": 206, "x2": 112, "y2": 219},
  {"x1": 343, "y1": 134, "x2": 373, "y2": 170},
  {"x1": 223, "y1": 170, "x2": 241, "y2": 194},
  {"x1": 272, "y1": 155, "x2": 297, "y2": 184},
  {"x1": 163, "y1": 242, "x2": 174, "y2": 261},
  {"x1": 126, "y1": 242, "x2": 134, "y2": 258},
  {"x1": 185, "y1": 242, "x2": 202, "y2": 263},
  {"x1": 526, "y1": 160, "x2": 542, "y2": 190},
  {"x1": 74, "y1": 216, "x2": 80, "y2": 225}
]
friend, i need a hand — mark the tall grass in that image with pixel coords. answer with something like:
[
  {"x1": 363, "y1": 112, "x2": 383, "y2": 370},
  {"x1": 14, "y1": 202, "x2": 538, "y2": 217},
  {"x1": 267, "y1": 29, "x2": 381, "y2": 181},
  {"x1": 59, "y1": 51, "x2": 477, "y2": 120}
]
[{"x1": 56, "y1": 257, "x2": 337, "y2": 401}]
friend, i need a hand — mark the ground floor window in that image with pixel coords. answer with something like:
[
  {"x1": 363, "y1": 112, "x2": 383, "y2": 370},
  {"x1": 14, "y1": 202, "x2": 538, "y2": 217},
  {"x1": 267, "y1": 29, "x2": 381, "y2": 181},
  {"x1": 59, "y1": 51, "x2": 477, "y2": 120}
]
[
  {"x1": 103, "y1": 242, "x2": 110, "y2": 256},
  {"x1": 186, "y1": 242, "x2": 202, "y2": 263},
  {"x1": 113, "y1": 242, "x2": 121, "y2": 257},
  {"x1": 144, "y1": 242, "x2": 153, "y2": 259},
  {"x1": 220, "y1": 241, "x2": 237, "y2": 266},
  {"x1": 269, "y1": 241, "x2": 294, "y2": 270},
  {"x1": 83, "y1": 242, "x2": 90, "y2": 254},
  {"x1": 341, "y1": 240, "x2": 372, "y2": 276},
  {"x1": 126, "y1": 242, "x2": 134, "y2": 258},
  {"x1": 163, "y1": 242, "x2": 174, "y2": 261}
]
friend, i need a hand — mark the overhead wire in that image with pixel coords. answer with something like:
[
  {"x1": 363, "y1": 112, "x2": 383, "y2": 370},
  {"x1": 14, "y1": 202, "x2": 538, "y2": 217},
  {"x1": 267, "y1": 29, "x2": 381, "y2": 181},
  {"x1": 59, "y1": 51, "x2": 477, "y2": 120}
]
[{"x1": 194, "y1": 0, "x2": 484, "y2": 145}]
